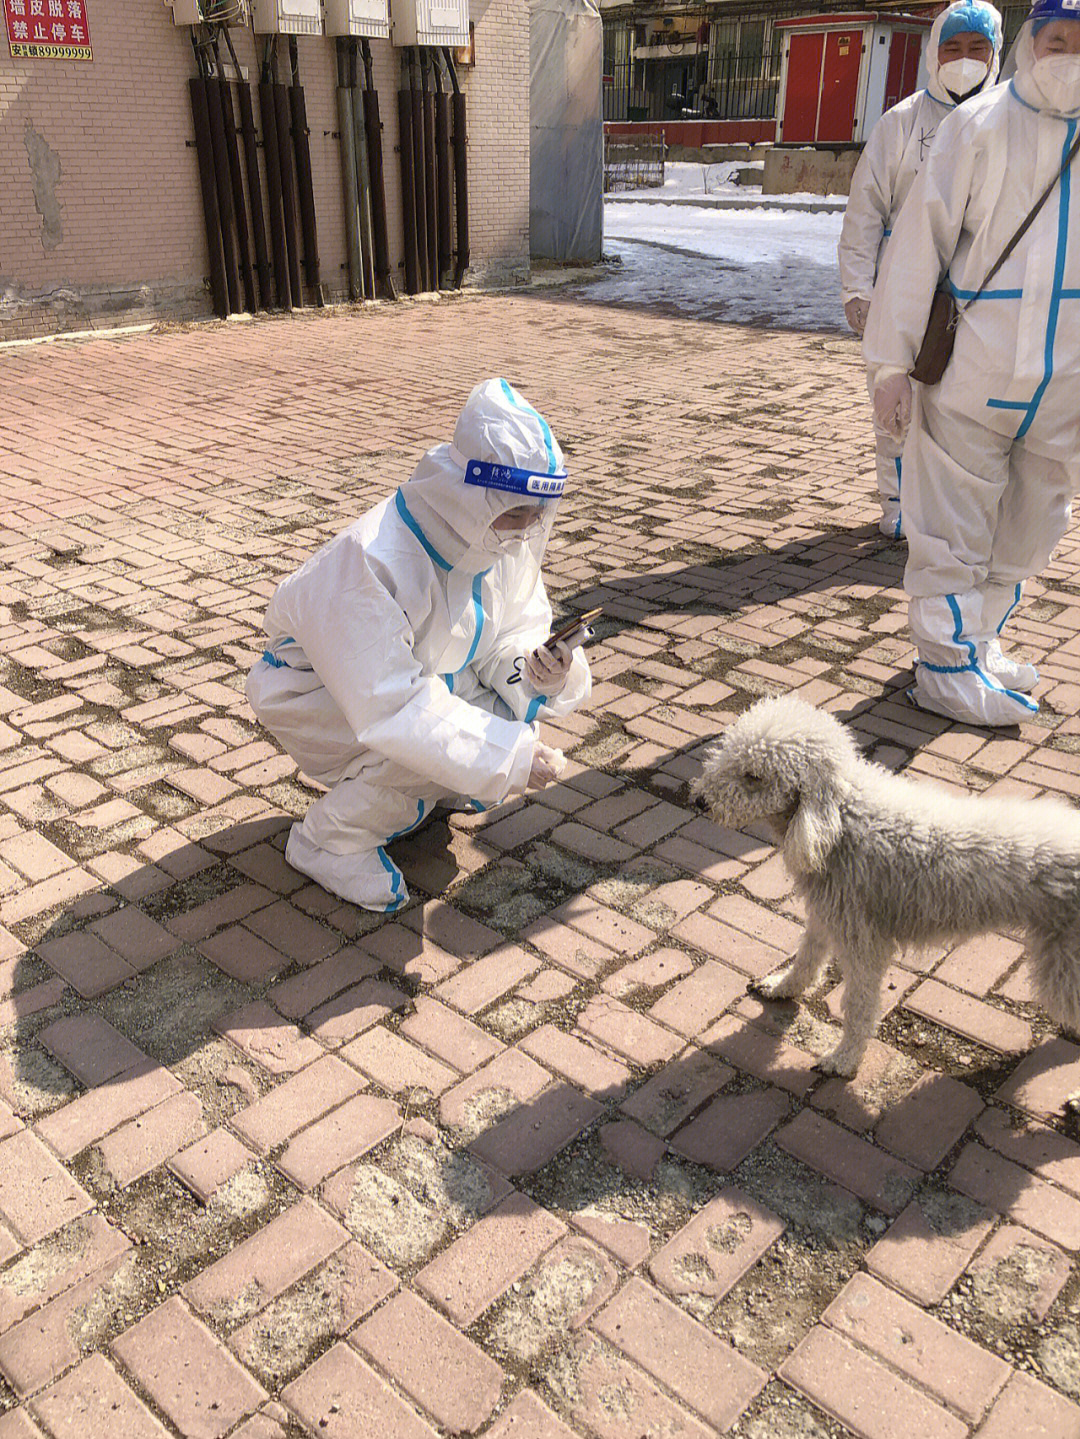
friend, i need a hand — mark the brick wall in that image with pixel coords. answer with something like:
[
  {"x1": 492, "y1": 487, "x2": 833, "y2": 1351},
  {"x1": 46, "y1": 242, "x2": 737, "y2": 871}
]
[{"x1": 0, "y1": 0, "x2": 530, "y2": 339}]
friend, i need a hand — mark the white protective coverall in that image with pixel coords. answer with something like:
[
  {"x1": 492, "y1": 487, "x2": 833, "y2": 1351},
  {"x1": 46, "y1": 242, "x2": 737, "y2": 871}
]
[
  {"x1": 246, "y1": 379, "x2": 591, "y2": 910},
  {"x1": 839, "y1": 0, "x2": 1003, "y2": 539},
  {"x1": 863, "y1": 19, "x2": 1080, "y2": 726}
]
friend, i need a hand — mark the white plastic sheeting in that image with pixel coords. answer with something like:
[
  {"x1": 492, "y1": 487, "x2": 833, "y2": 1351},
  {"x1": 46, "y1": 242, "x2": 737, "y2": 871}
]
[{"x1": 530, "y1": 0, "x2": 603, "y2": 263}]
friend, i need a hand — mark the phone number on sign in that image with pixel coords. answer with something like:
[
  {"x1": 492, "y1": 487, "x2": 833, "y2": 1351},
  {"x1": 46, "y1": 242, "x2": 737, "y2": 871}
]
[{"x1": 9, "y1": 41, "x2": 92, "y2": 58}]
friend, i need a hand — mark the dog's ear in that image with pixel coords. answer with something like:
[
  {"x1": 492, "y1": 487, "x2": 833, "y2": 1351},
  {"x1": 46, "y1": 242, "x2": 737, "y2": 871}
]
[{"x1": 784, "y1": 773, "x2": 843, "y2": 873}]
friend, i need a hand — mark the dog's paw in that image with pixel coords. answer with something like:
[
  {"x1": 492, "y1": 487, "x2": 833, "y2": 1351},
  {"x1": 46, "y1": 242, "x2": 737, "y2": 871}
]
[
  {"x1": 816, "y1": 1044, "x2": 862, "y2": 1078},
  {"x1": 752, "y1": 966, "x2": 802, "y2": 1001}
]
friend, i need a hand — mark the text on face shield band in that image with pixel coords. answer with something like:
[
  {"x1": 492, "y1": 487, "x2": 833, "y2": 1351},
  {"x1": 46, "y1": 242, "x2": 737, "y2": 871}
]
[{"x1": 463, "y1": 460, "x2": 567, "y2": 498}]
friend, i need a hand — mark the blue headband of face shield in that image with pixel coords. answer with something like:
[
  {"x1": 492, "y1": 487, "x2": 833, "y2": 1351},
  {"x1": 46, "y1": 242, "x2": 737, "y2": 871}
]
[{"x1": 463, "y1": 459, "x2": 567, "y2": 498}]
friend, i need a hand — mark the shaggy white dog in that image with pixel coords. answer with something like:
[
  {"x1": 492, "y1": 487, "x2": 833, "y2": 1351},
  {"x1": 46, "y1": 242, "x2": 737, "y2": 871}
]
[{"x1": 692, "y1": 693, "x2": 1080, "y2": 1077}]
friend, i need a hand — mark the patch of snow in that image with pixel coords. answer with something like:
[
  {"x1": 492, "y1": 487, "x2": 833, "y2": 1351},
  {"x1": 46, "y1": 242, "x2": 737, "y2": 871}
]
[
  {"x1": 610, "y1": 162, "x2": 845, "y2": 209},
  {"x1": 576, "y1": 200, "x2": 848, "y2": 331}
]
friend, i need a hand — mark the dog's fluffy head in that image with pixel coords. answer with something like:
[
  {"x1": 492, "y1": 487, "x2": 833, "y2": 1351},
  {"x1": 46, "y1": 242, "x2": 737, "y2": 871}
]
[{"x1": 692, "y1": 694, "x2": 861, "y2": 872}]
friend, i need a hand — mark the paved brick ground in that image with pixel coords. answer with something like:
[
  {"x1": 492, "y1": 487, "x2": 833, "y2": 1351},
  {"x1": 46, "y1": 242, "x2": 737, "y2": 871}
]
[{"x1": 1, "y1": 292, "x2": 1080, "y2": 1439}]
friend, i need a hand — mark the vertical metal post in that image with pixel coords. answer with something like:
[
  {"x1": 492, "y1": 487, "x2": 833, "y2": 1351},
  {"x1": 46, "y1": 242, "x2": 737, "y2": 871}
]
[
  {"x1": 361, "y1": 39, "x2": 397, "y2": 299},
  {"x1": 259, "y1": 54, "x2": 292, "y2": 308},
  {"x1": 189, "y1": 76, "x2": 229, "y2": 318},
  {"x1": 398, "y1": 59, "x2": 420, "y2": 294},
  {"x1": 204, "y1": 69, "x2": 242, "y2": 312},
  {"x1": 236, "y1": 79, "x2": 272, "y2": 311},
  {"x1": 337, "y1": 39, "x2": 364, "y2": 302},
  {"x1": 216, "y1": 74, "x2": 257, "y2": 312}
]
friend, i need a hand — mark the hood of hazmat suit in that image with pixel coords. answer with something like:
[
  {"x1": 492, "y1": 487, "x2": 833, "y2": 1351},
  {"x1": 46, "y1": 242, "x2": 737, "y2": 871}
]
[
  {"x1": 838, "y1": 0, "x2": 1003, "y2": 304},
  {"x1": 1002, "y1": 0, "x2": 1080, "y2": 119},
  {"x1": 254, "y1": 378, "x2": 591, "y2": 805}
]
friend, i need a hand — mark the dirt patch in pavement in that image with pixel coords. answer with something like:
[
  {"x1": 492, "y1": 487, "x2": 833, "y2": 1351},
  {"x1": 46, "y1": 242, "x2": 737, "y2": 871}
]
[
  {"x1": 97, "y1": 952, "x2": 253, "y2": 1066},
  {"x1": 333, "y1": 1163, "x2": 448, "y2": 1269},
  {"x1": 732, "y1": 1380, "x2": 847, "y2": 1439}
]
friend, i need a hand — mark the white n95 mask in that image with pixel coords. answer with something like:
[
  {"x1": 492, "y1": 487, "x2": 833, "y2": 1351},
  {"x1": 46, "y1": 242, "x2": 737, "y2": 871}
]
[
  {"x1": 937, "y1": 56, "x2": 990, "y2": 97},
  {"x1": 1030, "y1": 54, "x2": 1080, "y2": 113},
  {"x1": 479, "y1": 529, "x2": 528, "y2": 557}
]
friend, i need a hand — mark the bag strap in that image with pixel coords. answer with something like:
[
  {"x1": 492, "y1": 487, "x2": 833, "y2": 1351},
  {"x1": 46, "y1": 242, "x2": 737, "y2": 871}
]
[{"x1": 958, "y1": 124, "x2": 1080, "y2": 316}]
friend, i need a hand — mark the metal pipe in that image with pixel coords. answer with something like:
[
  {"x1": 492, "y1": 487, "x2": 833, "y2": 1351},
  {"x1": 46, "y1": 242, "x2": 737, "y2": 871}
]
[
  {"x1": 288, "y1": 37, "x2": 322, "y2": 302},
  {"x1": 409, "y1": 52, "x2": 430, "y2": 290},
  {"x1": 361, "y1": 39, "x2": 397, "y2": 300},
  {"x1": 420, "y1": 51, "x2": 439, "y2": 290},
  {"x1": 350, "y1": 39, "x2": 377, "y2": 300},
  {"x1": 259, "y1": 40, "x2": 291, "y2": 308},
  {"x1": 215, "y1": 73, "x2": 257, "y2": 312},
  {"x1": 397, "y1": 58, "x2": 420, "y2": 294},
  {"x1": 434, "y1": 55, "x2": 453, "y2": 290},
  {"x1": 204, "y1": 61, "x2": 242, "y2": 312},
  {"x1": 273, "y1": 78, "x2": 304, "y2": 305},
  {"x1": 236, "y1": 78, "x2": 272, "y2": 310},
  {"x1": 216, "y1": 27, "x2": 258, "y2": 312},
  {"x1": 445, "y1": 50, "x2": 470, "y2": 288},
  {"x1": 336, "y1": 39, "x2": 363, "y2": 301},
  {"x1": 188, "y1": 74, "x2": 230, "y2": 318}
]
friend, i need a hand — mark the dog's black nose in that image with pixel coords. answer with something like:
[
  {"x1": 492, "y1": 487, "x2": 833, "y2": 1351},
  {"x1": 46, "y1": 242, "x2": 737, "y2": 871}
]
[{"x1": 694, "y1": 793, "x2": 710, "y2": 813}]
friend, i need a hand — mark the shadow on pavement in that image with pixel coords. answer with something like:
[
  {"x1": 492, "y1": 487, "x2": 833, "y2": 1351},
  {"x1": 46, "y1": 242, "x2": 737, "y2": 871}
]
[{"x1": 6, "y1": 729, "x2": 1069, "y2": 1301}]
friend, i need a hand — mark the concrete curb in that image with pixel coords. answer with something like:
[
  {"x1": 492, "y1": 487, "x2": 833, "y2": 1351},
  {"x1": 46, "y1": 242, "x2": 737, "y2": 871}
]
[{"x1": 605, "y1": 192, "x2": 846, "y2": 214}]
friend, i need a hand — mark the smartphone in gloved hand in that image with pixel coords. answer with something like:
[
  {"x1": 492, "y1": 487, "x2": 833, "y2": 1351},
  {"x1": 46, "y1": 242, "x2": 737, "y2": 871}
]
[
  {"x1": 544, "y1": 607, "x2": 602, "y2": 649},
  {"x1": 508, "y1": 609, "x2": 602, "y2": 686}
]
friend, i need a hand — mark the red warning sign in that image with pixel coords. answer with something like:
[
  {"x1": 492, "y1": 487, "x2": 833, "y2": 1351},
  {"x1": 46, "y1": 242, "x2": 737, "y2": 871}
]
[{"x1": 4, "y1": 0, "x2": 92, "y2": 61}]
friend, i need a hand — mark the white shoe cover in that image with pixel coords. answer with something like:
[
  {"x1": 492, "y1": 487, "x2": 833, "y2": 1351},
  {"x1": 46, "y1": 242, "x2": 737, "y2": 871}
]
[
  {"x1": 285, "y1": 824, "x2": 409, "y2": 913},
  {"x1": 908, "y1": 663, "x2": 1038, "y2": 728},
  {"x1": 984, "y1": 638, "x2": 1038, "y2": 694},
  {"x1": 879, "y1": 508, "x2": 904, "y2": 540}
]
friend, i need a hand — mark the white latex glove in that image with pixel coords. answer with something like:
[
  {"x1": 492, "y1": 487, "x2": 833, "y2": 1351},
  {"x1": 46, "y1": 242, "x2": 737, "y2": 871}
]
[
  {"x1": 523, "y1": 636, "x2": 577, "y2": 697},
  {"x1": 527, "y1": 740, "x2": 565, "y2": 791},
  {"x1": 844, "y1": 297, "x2": 870, "y2": 337},
  {"x1": 874, "y1": 372, "x2": 913, "y2": 442}
]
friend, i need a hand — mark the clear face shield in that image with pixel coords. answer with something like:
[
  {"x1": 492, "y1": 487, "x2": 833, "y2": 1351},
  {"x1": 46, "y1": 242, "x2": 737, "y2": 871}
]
[
  {"x1": 1001, "y1": 3, "x2": 1080, "y2": 114},
  {"x1": 461, "y1": 459, "x2": 567, "y2": 559}
]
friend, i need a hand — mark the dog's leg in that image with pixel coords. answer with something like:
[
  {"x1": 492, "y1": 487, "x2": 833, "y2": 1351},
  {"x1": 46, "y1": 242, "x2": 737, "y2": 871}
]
[
  {"x1": 1029, "y1": 935, "x2": 1080, "y2": 1040},
  {"x1": 1029, "y1": 935, "x2": 1080, "y2": 1115},
  {"x1": 818, "y1": 940, "x2": 891, "y2": 1078},
  {"x1": 753, "y1": 917, "x2": 831, "y2": 1001}
]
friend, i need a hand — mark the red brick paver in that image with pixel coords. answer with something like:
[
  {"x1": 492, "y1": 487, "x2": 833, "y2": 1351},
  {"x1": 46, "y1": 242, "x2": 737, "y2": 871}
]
[
  {"x1": 415, "y1": 1192, "x2": 565, "y2": 1325},
  {"x1": 4, "y1": 292, "x2": 1080, "y2": 1438},
  {"x1": 974, "y1": 1370, "x2": 1080, "y2": 1439},
  {"x1": 951, "y1": 1142, "x2": 1080, "y2": 1250},
  {"x1": 780, "y1": 1326, "x2": 968, "y2": 1439},
  {"x1": 281, "y1": 1343, "x2": 438, "y2": 1438},
  {"x1": 823, "y1": 1273, "x2": 1010, "y2": 1423},
  {"x1": 593, "y1": 1277, "x2": 766, "y2": 1429},
  {"x1": 352, "y1": 1289, "x2": 505, "y2": 1432},
  {"x1": 649, "y1": 1186, "x2": 785, "y2": 1304},
  {"x1": 778, "y1": 1109, "x2": 920, "y2": 1215},
  {"x1": 183, "y1": 1198, "x2": 348, "y2": 1327},
  {"x1": 866, "y1": 1195, "x2": 996, "y2": 1305},
  {"x1": 110, "y1": 1298, "x2": 267, "y2": 1438},
  {"x1": 27, "y1": 1353, "x2": 170, "y2": 1439}
]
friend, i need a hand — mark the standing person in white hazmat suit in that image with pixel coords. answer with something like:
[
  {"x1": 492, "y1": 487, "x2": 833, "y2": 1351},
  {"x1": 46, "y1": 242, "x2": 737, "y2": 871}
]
[
  {"x1": 246, "y1": 379, "x2": 592, "y2": 911},
  {"x1": 863, "y1": 0, "x2": 1080, "y2": 727},
  {"x1": 838, "y1": 0, "x2": 1003, "y2": 539}
]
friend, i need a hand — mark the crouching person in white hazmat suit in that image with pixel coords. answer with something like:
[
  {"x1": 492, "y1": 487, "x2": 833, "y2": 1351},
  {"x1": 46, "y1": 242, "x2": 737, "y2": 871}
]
[
  {"x1": 838, "y1": 0, "x2": 1003, "y2": 539},
  {"x1": 246, "y1": 379, "x2": 592, "y2": 911},
  {"x1": 864, "y1": 0, "x2": 1080, "y2": 727}
]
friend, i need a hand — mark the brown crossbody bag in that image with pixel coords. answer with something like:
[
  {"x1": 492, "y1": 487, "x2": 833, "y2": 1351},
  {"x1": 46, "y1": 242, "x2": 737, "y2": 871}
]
[{"x1": 910, "y1": 125, "x2": 1080, "y2": 386}]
